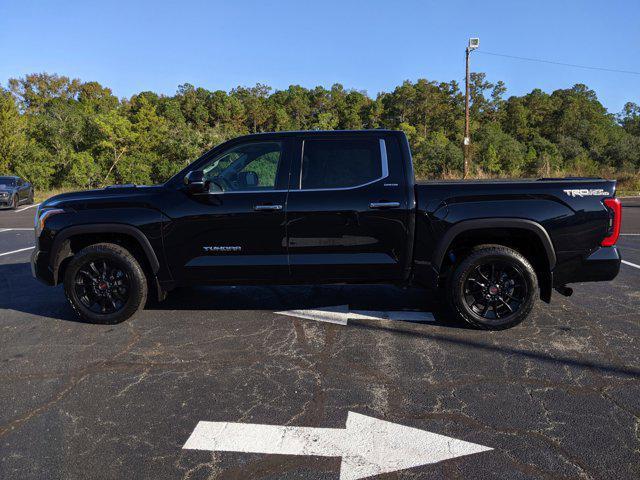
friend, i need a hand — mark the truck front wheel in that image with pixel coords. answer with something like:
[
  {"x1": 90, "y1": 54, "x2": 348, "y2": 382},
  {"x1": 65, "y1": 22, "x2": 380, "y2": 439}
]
[
  {"x1": 63, "y1": 243, "x2": 148, "y2": 324},
  {"x1": 447, "y1": 245, "x2": 538, "y2": 330}
]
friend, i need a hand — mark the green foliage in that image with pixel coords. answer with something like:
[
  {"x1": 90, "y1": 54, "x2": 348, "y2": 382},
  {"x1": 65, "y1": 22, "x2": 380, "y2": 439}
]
[
  {"x1": 1, "y1": 72, "x2": 639, "y2": 191},
  {"x1": 0, "y1": 89, "x2": 26, "y2": 173},
  {"x1": 413, "y1": 130, "x2": 462, "y2": 177},
  {"x1": 619, "y1": 102, "x2": 640, "y2": 137},
  {"x1": 66, "y1": 151, "x2": 101, "y2": 188}
]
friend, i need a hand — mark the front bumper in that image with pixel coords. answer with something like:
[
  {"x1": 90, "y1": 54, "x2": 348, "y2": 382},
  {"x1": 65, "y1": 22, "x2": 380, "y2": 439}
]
[{"x1": 31, "y1": 247, "x2": 55, "y2": 286}]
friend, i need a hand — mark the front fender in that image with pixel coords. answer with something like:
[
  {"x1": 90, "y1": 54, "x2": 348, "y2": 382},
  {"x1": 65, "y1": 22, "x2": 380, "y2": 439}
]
[{"x1": 50, "y1": 223, "x2": 161, "y2": 277}]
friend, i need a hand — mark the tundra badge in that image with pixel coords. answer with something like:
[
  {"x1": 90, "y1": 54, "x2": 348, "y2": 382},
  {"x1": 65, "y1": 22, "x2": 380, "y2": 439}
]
[{"x1": 203, "y1": 246, "x2": 242, "y2": 252}]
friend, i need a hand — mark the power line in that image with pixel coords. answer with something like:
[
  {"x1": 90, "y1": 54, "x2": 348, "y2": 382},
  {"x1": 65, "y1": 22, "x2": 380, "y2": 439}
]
[{"x1": 476, "y1": 50, "x2": 640, "y2": 76}]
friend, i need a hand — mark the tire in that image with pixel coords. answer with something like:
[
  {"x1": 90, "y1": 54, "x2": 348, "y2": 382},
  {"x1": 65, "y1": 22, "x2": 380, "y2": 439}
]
[
  {"x1": 447, "y1": 245, "x2": 538, "y2": 330},
  {"x1": 64, "y1": 243, "x2": 148, "y2": 324},
  {"x1": 11, "y1": 195, "x2": 18, "y2": 210}
]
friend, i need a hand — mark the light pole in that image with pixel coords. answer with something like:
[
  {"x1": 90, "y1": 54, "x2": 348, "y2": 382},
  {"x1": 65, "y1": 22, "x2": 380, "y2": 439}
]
[{"x1": 464, "y1": 37, "x2": 479, "y2": 179}]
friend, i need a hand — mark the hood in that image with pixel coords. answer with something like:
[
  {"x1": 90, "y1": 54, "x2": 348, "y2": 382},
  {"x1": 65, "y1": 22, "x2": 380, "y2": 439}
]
[{"x1": 42, "y1": 184, "x2": 165, "y2": 209}]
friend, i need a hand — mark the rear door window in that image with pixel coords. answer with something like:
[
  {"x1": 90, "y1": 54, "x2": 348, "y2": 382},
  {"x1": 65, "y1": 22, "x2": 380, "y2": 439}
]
[{"x1": 300, "y1": 138, "x2": 383, "y2": 190}]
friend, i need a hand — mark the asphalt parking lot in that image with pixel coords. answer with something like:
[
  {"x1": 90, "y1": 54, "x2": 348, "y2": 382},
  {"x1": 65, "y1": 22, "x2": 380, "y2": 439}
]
[{"x1": 1, "y1": 200, "x2": 639, "y2": 480}]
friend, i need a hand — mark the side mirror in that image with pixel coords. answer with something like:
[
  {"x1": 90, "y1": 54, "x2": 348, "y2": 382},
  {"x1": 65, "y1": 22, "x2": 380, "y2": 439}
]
[{"x1": 184, "y1": 170, "x2": 208, "y2": 194}]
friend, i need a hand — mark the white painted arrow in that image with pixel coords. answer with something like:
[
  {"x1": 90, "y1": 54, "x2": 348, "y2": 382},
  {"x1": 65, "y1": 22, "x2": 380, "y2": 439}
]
[
  {"x1": 275, "y1": 305, "x2": 434, "y2": 325},
  {"x1": 183, "y1": 411, "x2": 491, "y2": 479}
]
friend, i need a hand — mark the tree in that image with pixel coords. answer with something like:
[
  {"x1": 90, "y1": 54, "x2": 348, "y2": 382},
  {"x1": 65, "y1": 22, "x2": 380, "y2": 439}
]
[
  {"x1": 0, "y1": 89, "x2": 26, "y2": 174},
  {"x1": 232, "y1": 84, "x2": 271, "y2": 133},
  {"x1": 0, "y1": 71, "x2": 638, "y2": 191},
  {"x1": 94, "y1": 110, "x2": 137, "y2": 185},
  {"x1": 9, "y1": 73, "x2": 81, "y2": 113},
  {"x1": 619, "y1": 102, "x2": 640, "y2": 137}
]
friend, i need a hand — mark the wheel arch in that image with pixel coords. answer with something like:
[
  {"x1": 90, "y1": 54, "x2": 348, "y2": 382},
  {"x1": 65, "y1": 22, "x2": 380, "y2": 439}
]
[
  {"x1": 433, "y1": 218, "x2": 556, "y2": 302},
  {"x1": 50, "y1": 224, "x2": 160, "y2": 286}
]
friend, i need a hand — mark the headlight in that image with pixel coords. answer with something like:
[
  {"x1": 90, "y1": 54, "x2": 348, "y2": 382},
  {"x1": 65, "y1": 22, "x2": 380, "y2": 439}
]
[
  {"x1": 0, "y1": 192, "x2": 8, "y2": 198},
  {"x1": 35, "y1": 207, "x2": 64, "y2": 237}
]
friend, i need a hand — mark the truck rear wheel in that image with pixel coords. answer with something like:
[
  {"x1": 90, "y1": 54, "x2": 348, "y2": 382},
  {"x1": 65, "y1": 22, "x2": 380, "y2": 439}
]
[
  {"x1": 447, "y1": 245, "x2": 537, "y2": 330},
  {"x1": 63, "y1": 243, "x2": 147, "y2": 324}
]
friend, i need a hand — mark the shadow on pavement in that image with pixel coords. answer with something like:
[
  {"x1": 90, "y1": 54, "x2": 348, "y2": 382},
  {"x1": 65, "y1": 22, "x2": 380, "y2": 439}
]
[
  {"x1": 351, "y1": 321, "x2": 640, "y2": 379},
  {"x1": 2, "y1": 261, "x2": 639, "y2": 380},
  {"x1": 1, "y1": 261, "x2": 460, "y2": 328}
]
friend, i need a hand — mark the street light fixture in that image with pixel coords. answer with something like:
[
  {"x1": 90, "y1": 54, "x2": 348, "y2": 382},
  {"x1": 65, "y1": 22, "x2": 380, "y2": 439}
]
[{"x1": 464, "y1": 37, "x2": 479, "y2": 178}]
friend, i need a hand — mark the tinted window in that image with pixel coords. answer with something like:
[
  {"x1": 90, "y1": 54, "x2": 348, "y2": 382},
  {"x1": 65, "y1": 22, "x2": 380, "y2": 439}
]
[
  {"x1": 301, "y1": 139, "x2": 382, "y2": 189},
  {"x1": 201, "y1": 142, "x2": 283, "y2": 192}
]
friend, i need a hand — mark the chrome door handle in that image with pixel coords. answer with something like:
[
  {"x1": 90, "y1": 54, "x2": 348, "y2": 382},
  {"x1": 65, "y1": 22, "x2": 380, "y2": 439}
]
[
  {"x1": 254, "y1": 204, "x2": 283, "y2": 211},
  {"x1": 369, "y1": 201, "x2": 400, "y2": 209}
]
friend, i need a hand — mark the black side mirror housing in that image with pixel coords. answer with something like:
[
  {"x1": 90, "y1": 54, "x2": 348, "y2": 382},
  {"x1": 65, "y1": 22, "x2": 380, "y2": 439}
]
[{"x1": 184, "y1": 170, "x2": 208, "y2": 194}]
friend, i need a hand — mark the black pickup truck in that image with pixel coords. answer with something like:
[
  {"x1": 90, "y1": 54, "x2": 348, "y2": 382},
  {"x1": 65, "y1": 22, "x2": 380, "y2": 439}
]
[{"x1": 31, "y1": 130, "x2": 622, "y2": 329}]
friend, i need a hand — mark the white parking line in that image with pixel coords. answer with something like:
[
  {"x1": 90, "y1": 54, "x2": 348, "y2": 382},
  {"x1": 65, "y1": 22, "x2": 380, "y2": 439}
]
[
  {"x1": 0, "y1": 246, "x2": 35, "y2": 257},
  {"x1": 622, "y1": 260, "x2": 640, "y2": 270},
  {"x1": 14, "y1": 203, "x2": 40, "y2": 213},
  {"x1": 0, "y1": 228, "x2": 34, "y2": 232},
  {"x1": 620, "y1": 234, "x2": 640, "y2": 236}
]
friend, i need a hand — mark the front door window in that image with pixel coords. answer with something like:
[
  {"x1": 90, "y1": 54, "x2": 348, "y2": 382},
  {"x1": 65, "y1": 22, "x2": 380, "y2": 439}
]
[{"x1": 202, "y1": 142, "x2": 283, "y2": 192}]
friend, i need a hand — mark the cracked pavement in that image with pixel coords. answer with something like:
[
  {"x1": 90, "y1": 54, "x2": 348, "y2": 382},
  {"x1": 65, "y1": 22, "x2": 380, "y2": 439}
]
[{"x1": 0, "y1": 203, "x2": 639, "y2": 480}]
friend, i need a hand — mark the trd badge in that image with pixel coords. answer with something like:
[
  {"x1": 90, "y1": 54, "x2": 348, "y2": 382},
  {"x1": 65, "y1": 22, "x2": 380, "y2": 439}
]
[{"x1": 563, "y1": 189, "x2": 610, "y2": 198}]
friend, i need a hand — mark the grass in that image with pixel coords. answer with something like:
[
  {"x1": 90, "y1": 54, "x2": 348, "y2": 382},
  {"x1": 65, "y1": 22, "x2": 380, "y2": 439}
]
[
  {"x1": 34, "y1": 187, "x2": 77, "y2": 204},
  {"x1": 616, "y1": 173, "x2": 640, "y2": 197}
]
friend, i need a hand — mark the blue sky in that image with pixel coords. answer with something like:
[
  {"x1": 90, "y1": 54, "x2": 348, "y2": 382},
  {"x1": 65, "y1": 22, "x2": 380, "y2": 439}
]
[{"x1": 1, "y1": 0, "x2": 638, "y2": 112}]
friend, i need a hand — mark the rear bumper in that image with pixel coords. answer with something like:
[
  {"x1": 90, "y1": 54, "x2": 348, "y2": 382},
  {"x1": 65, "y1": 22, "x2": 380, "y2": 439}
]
[
  {"x1": 580, "y1": 246, "x2": 621, "y2": 282},
  {"x1": 554, "y1": 246, "x2": 621, "y2": 285},
  {"x1": 31, "y1": 247, "x2": 55, "y2": 286}
]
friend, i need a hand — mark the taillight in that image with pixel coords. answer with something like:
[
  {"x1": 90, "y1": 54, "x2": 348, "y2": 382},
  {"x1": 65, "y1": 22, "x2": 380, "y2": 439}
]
[{"x1": 601, "y1": 198, "x2": 621, "y2": 247}]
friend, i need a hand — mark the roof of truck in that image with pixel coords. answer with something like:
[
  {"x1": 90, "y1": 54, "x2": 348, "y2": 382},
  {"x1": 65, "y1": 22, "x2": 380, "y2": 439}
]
[{"x1": 230, "y1": 129, "x2": 403, "y2": 141}]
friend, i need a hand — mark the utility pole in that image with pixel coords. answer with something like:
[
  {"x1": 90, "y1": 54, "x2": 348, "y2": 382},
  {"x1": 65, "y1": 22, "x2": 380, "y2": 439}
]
[{"x1": 464, "y1": 38, "x2": 479, "y2": 179}]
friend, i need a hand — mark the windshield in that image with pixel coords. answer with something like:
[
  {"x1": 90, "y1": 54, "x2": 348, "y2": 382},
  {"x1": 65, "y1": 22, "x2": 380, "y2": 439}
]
[{"x1": 0, "y1": 177, "x2": 16, "y2": 188}]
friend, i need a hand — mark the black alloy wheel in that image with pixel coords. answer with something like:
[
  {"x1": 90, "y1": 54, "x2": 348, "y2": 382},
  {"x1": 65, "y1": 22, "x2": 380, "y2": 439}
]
[
  {"x1": 64, "y1": 243, "x2": 148, "y2": 323},
  {"x1": 462, "y1": 261, "x2": 528, "y2": 321},
  {"x1": 74, "y1": 258, "x2": 131, "y2": 315},
  {"x1": 447, "y1": 245, "x2": 538, "y2": 330}
]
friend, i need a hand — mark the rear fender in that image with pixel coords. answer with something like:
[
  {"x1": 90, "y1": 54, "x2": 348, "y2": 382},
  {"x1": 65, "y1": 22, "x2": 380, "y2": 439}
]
[{"x1": 431, "y1": 218, "x2": 556, "y2": 300}]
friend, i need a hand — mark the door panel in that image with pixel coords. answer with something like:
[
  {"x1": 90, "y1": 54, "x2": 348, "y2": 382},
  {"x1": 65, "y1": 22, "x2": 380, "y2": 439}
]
[
  {"x1": 286, "y1": 135, "x2": 410, "y2": 282},
  {"x1": 164, "y1": 191, "x2": 289, "y2": 283},
  {"x1": 161, "y1": 140, "x2": 292, "y2": 284}
]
